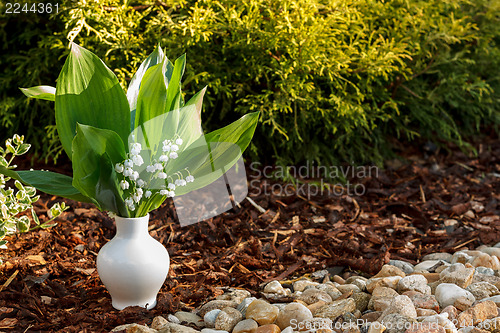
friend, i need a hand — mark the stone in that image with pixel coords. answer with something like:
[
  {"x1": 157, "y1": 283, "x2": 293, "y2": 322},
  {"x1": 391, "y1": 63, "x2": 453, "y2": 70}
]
[
  {"x1": 237, "y1": 297, "x2": 257, "y2": 317},
  {"x1": 276, "y1": 302, "x2": 313, "y2": 330},
  {"x1": 254, "y1": 324, "x2": 281, "y2": 333},
  {"x1": 293, "y1": 279, "x2": 319, "y2": 292},
  {"x1": 454, "y1": 295, "x2": 476, "y2": 311},
  {"x1": 307, "y1": 300, "x2": 328, "y2": 313},
  {"x1": 403, "y1": 322, "x2": 446, "y2": 333},
  {"x1": 466, "y1": 282, "x2": 499, "y2": 300},
  {"x1": 351, "y1": 292, "x2": 371, "y2": 312},
  {"x1": 245, "y1": 299, "x2": 279, "y2": 325},
  {"x1": 403, "y1": 291, "x2": 439, "y2": 312},
  {"x1": 368, "y1": 287, "x2": 399, "y2": 311},
  {"x1": 337, "y1": 284, "x2": 362, "y2": 294},
  {"x1": 174, "y1": 311, "x2": 204, "y2": 328},
  {"x1": 232, "y1": 319, "x2": 258, "y2": 333},
  {"x1": 362, "y1": 311, "x2": 382, "y2": 323},
  {"x1": 298, "y1": 287, "x2": 333, "y2": 304},
  {"x1": 303, "y1": 318, "x2": 334, "y2": 332},
  {"x1": 475, "y1": 267, "x2": 495, "y2": 276},
  {"x1": 440, "y1": 305, "x2": 459, "y2": 323},
  {"x1": 420, "y1": 313, "x2": 458, "y2": 333},
  {"x1": 478, "y1": 295, "x2": 500, "y2": 307},
  {"x1": 397, "y1": 275, "x2": 431, "y2": 295},
  {"x1": 200, "y1": 329, "x2": 228, "y2": 333},
  {"x1": 214, "y1": 307, "x2": 242, "y2": 332},
  {"x1": 157, "y1": 322, "x2": 201, "y2": 333},
  {"x1": 470, "y1": 253, "x2": 500, "y2": 270},
  {"x1": 110, "y1": 324, "x2": 157, "y2": 333},
  {"x1": 439, "y1": 263, "x2": 475, "y2": 288},
  {"x1": 378, "y1": 295, "x2": 417, "y2": 322},
  {"x1": 479, "y1": 247, "x2": 500, "y2": 260},
  {"x1": 457, "y1": 301, "x2": 498, "y2": 328},
  {"x1": 380, "y1": 313, "x2": 417, "y2": 333},
  {"x1": 282, "y1": 327, "x2": 294, "y2": 333},
  {"x1": 151, "y1": 316, "x2": 169, "y2": 330},
  {"x1": 373, "y1": 265, "x2": 406, "y2": 278},
  {"x1": 472, "y1": 273, "x2": 500, "y2": 290},
  {"x1": 316, "y1": 283, "x2": 343, "y2": 300},
  {"x1": 264, "y1": 281, "x2": 288, "y2": 295},
  {"x1": 367, "y1": 322, "x2": 386, "y2": 333},
  {"x1": 435, "y1": 283, "x2": 476, "y2": 309},
  {"x1": 216, "y1": 288, "x2": 252, "y2": 304},
  {"x1": 167, "y1": 314, "x2": 180, "y2": 324},
  {"x1": 389, "y1": 260, "x2": 415, "y2": 275},
  {"x1": 204, "y1": 309, "x2": 222, "y2": 328},
  {"x1": 415, "y1": 308, "x2": 438, "y2": 316},
  {"x1": 366, "y1": 276, "x2": 402, "y2": 293},
  {"x1": 313, "y1": 298, "x2": 357, "y2": 321},
  {"x1": 422, "y1": 253, "x2": 453, "y2": 262},
  {"x1": 198, "y1": 300, "x2": 239, "y2": 317},
  {"x1": 414, "y1": 260, "x2": 442, "y2": 272},
  {"x1": 451, "y1": 252, "x2": 474, "y2": 265}
]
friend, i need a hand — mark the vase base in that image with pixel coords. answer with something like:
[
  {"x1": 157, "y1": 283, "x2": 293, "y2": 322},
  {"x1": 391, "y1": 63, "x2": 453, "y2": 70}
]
[{"x1": 111, "y1": 298, "x2": 157, "y2": 311}]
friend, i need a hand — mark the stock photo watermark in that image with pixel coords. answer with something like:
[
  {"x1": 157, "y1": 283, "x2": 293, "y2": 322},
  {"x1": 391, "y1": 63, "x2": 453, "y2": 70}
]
[{"x1": 248, "y1": 161, "x2": 379, "y2": 199}]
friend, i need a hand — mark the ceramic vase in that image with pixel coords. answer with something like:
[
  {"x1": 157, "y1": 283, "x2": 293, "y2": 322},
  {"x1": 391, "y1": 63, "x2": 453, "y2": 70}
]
[{"x1": 96, "y1": 214, "x2": 169, "y2": 310}]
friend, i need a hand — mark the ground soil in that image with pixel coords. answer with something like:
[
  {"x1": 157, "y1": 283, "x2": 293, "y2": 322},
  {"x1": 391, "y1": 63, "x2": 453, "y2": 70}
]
[{"x1": 0, "y1": 134, "x2": 499, "y2": 332}]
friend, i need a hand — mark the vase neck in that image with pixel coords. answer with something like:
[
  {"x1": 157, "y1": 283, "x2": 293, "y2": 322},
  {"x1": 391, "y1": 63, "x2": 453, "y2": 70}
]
[{"x1": 114, "y1": 214, "x2": 150, "y2": 238}]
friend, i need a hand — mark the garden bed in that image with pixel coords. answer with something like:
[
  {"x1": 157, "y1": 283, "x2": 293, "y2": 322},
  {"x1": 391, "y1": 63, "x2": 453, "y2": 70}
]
[{"x1": 0, "y1": 134, "x2": 499, "y2": 332}]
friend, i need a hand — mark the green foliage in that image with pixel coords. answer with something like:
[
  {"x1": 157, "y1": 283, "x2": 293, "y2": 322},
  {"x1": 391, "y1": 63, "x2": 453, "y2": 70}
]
[
  {"x1": 11, "y1": 43, "x2": 259, "y2": 218},
  {"x1": 0, "y1": 135, "x2": 67, "y2": 249},
  {"x1": 1, "y1": 0, "x2": 499, "y2": 166}
]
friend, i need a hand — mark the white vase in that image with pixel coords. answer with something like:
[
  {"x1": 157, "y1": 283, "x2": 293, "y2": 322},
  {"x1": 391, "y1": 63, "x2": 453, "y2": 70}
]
[{"x1": 96, "y1": 214, "x2": 170, "y2": 310}]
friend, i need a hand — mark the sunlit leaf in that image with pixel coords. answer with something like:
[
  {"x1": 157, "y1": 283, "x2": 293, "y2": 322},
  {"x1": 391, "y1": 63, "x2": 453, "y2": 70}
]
[{"x1": 19, "y1": 86, "x2": 56, "y2": 102}]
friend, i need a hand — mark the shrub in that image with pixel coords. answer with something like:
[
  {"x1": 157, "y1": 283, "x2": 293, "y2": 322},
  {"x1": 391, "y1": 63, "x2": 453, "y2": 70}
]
[
  {"x1": 0, "y1": 135, "x2": 66, "y2": 250},
  {"x1": 0, "y1": 0, "x2": 498, "y2": 166}
]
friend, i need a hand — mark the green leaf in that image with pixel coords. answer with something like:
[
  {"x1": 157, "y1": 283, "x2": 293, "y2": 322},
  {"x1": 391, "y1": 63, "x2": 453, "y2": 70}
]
[
  {"x1": 55, "y1": 43, "x2": 130, "y2": 159},
  {"x1": 72, "y1": 123, "x2": 128, "y2": 217},
  {"x1": 127, "y1": 44, "x2": 165, "y2": 113},
  {"x1": 134, "y1": 61, "x2": 168, "y2": 136},
  {"x1": 0, "y1": 166, "x2": 91, "y2": 202},
  {"x1": 19, "y1": 85, "x2": 56, "y2": 101},
  {"x1": 168, "y1": 112, "x2": 260, "y2": 196},
  {"x1": 165, "y1": 54, "x2": 186, "y2": 112},
  {"x1": 31, "y1": 208, "x2": 40, "y2": 226},
  {"x1": 17, "y1": 216, "x2": 30, "y2": 233},
  {"x1": 16, "y1": 143, "x2": 31, "y2": 156}
]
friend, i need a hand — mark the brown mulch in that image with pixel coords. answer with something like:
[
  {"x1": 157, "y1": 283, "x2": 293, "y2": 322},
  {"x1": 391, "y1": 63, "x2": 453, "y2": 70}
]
[{"x1": 0, "y1": 134, "x2": 499, "y2": 332}]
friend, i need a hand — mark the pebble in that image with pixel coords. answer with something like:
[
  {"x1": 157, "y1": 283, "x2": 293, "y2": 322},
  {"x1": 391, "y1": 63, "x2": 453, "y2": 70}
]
[
  {"x1": 297, "y1": 287, "x2": 333, "y2": 304},
  {"x1": 214, "y1": 307, "x2": 243, "y2": 331},
  {"x1": 264, "y1": 281, "x2": 288, "y2": 295},
  {"x1": 232, "y1": 319, "x2": 258, "y2": 333},
  {"x1": 313, "y1": 298, "x2": 357, "y2": 321},
  {"x1": 174, "y1": 311, "x2": 204, "y2": 328},
  {"x1": 198, "y1": 300, "x2": 239, "y2": 317},
  {"x1": 435, "y1": 283, "x2": 476, "y2": 308},
  {"x1": 397, "y1": 274, "x2": 431, "y2": 294},
  {"x1": 245, "y1": 299, "x2": 280, "y2": 325},
  {"x1": 456, "y1": 300, "x2": 497, "y2": 328},
  {"x1": 388, "y1": 260, "x2": 415, "y2": 275},
  {"x1": 276, "y1": 302, "x2": 313, "y2": 330},
  {"x1": 293, "y1": 279, "x2": 319, "y2": 292},
  {"x1": 439, "y1": 263, "x2": 475, "y2": 288},
  {"x1": 111, "y1": 245, "x2": 500, "y2": 333},
  {"x1": 204, "y1": 309, "x2": 222, "y2": 328}
]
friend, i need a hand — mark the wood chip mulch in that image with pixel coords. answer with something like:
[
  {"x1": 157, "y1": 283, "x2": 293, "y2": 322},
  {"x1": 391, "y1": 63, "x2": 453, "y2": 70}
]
[{"x1": 0, "y1": 134, "x2": 499, "y2": 332}]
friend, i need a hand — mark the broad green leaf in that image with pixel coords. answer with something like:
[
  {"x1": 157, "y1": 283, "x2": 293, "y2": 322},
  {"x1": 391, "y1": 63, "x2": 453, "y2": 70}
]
[
  {"x1": 72, "y1": 123, "x2": 128, "y2": 217},
  {"x1": 168, "y1": 112, "x2": 260, "y2": 196},
  {"x1": 19, "y1": 86, "x2": 56, "y2": 101},
  {"x1": 0, "y1": 166, "x2": 91, "y2": 202},
  {"x1": 56, "y1": 43, "x2": 130, "y2": 159},
  {"x1": 165, "y1": 54, "x2": 186, "y2": 112},
  {"x1": 134, "y1": 61, "x2": 168, "y2": 141},
  {"x1": 127, "y1": 44, "x2": 165, "y2": 113}
]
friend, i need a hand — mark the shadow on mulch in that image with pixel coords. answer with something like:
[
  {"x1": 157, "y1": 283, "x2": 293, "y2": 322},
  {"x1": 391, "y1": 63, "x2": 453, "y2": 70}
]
[{"x1": 0, "y1": 134, "x2": 499, "y2": 332}]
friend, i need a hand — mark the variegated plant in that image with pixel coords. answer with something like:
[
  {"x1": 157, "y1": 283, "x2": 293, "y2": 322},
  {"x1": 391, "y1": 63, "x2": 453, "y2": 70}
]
[{"x1": 1, "y1": 43, "x2": 259, "y2": 218}]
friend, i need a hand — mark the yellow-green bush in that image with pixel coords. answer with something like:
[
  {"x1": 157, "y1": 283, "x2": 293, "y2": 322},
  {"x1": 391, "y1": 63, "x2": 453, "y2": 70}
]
[{"x1": 1, "y1": 0, "x2": 498, "y2": 165}]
